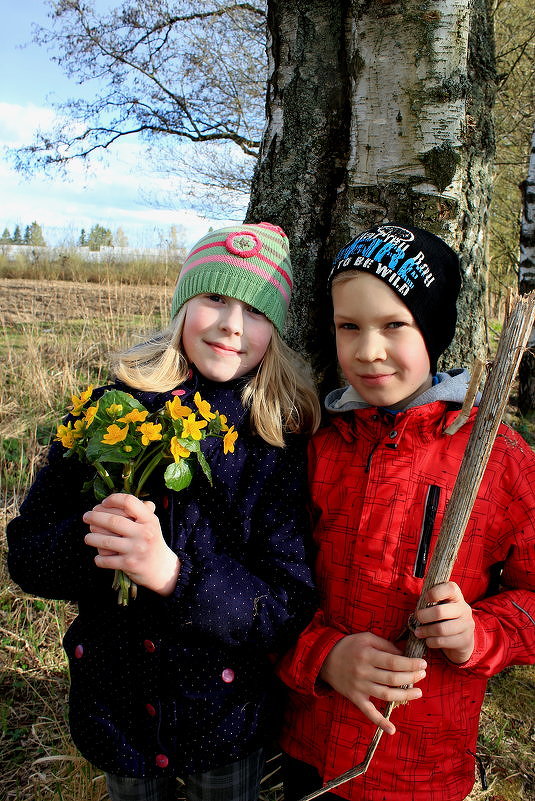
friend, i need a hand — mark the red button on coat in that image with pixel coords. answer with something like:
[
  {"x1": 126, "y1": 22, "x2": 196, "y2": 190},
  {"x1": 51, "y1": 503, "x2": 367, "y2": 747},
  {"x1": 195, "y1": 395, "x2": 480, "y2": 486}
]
[
  {"x1": 155, "y1": 754, "x2": 169, "y2": 769},
  {"x1": 162, "y1": 495, "x2": 169, "y2": 509},
  {"x1": 221, "y1": 668, "x2": 235, "y2": 683},
  {"x1": 145, "y1": 703, "x2": 157, "y2": 717},
  {"x1": 74, "y1": 644, "x2": 84, "y2": 659},
  {"x1": 144, "y1": 639, "x2": 156, "y2": 653}
]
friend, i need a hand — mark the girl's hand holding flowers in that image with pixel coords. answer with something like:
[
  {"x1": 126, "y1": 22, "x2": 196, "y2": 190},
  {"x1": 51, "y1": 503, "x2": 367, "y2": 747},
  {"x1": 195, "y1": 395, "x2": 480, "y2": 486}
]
[
  {"x1": 55, "y1": 385, "x2": 237, "y2": 604},
  {"x1": 83, "y1": 494, "x2": 180, "y2": 597}
]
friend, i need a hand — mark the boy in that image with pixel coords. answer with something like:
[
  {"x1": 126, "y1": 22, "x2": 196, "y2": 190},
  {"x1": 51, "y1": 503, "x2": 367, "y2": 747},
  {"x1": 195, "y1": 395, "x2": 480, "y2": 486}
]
[{"x1": 279, "y1": 224, "x2": 535, "y2": 801}]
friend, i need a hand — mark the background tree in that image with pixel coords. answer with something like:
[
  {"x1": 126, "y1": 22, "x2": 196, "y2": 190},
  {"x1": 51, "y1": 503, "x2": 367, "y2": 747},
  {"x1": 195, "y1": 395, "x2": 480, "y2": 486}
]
[
  {"x1": 488, "y1": 0, "x2": 535, "y2": 310},
  {"x1": 79, "y1": 228, "x2": 87, "y2": 246},
  {"x1": 518, "y1": 121, "x2": 535, "y2": 413},
  {"x1": 11, "y1": 225, "x2": 23, "y2": 245},
  {"x1": 0, "y1": 228, "x2": 11, "y2": 244},
  {"x1": 87, "y1": 224, "x2": 113, "y2": 251},
  {"x1": 14, "y1": 0, "x2": 267, "y2": 204},
  {"x1": 114, "y1": 227, "x2": 129, "y2": 248},
  {"x1": 23, "y1": 221, "x2": 46, "y2": 246},
  {"x1": 247, "y1": 0, "x2": 495, "y2": 384}
]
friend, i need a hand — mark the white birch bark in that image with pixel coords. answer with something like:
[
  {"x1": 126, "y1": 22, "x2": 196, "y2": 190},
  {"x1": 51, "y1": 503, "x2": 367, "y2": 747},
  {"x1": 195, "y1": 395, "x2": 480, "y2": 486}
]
[
  {"x1": 348, "y1": 0, "x2": 469, "y2": 189},
  {"x1": 248, "y1": 0, "x2": 495, "y2": 381},
  {"x1": 518, "y1": 121, "x2": 535, "y2": 410}
]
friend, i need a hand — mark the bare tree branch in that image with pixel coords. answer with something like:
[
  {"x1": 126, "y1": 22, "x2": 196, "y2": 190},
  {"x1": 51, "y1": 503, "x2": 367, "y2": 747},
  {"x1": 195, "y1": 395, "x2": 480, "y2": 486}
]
[{"x1": 12, "y1": 0, "x2": 266, "y2": 177}]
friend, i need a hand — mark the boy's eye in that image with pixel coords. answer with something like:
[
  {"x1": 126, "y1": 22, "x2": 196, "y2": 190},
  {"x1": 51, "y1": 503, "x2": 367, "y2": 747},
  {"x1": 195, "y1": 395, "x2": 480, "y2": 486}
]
[
  {"x1": 247, "y1": 305, "x2": 265, "y2": 316},
  {"x1": 206, "y1": 294, "x2": 224, "y2": 303},
  {"x1": 338, "y1": 322, "x2": 358, "y2": 330},
  {"x1": 386, "y1": 321, "x2": 407, "y2": 329}
]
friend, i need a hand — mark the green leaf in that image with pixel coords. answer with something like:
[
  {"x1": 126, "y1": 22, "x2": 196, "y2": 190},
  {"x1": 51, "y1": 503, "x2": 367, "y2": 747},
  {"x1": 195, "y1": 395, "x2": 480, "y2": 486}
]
[
  {"x1": 93, "y1": 475, "x2": 112, "y2": 501},
  {"x1": 196, "y1": 449, "x2": 213, "y2": 486},
  {"x1": 176, "y1": 436, "x2": 200, "y2": 453},
  {"x1": 164, "y1": 460, "x2": 193, "y2": 492}
]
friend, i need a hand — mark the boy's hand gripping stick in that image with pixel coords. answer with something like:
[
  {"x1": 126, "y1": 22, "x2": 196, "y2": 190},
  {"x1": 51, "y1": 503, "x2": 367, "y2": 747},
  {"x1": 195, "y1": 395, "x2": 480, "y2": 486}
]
[{"x1": 297, "y1": 292, "x2": 535, "y2": 801}]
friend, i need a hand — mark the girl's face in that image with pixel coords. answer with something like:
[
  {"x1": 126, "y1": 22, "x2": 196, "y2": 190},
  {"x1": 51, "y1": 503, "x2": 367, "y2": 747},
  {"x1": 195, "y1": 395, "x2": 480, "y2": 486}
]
[
  {"x1": 332, "y1": 272, "x2": 432, "y2": 410},
  {"x1": 182, "y1": 294, "x2": 273, "y2": 382}
]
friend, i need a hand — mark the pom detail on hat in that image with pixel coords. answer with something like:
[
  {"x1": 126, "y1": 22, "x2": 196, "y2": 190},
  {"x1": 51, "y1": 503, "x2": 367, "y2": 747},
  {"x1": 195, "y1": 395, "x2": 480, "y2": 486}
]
[{"x1": 225, "y1": 231, "x2": 262, "y2": 258}]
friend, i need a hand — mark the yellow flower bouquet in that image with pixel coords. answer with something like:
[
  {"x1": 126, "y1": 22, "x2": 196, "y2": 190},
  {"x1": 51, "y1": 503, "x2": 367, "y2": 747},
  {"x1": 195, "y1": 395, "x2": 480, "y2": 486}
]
[{"x1": 56, "y1": 385, "x2": 238, "y2": 605}]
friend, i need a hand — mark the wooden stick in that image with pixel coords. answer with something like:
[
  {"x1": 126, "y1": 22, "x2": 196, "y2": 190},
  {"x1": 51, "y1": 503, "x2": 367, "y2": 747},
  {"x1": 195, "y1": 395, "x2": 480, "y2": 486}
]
[
  {"x1": 444, "y1": 357, "x2": 485, "y2": 435},
  {"x1": 297, "y1": 292, "x2": 535, "y2": 801}
]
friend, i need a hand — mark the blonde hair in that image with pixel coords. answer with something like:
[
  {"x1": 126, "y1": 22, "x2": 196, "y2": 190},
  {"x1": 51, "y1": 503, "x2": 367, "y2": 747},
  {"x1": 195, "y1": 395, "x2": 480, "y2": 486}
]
[
  {"x1": 112, "y1": 306, "x2": 320, "y2": 447},
  {"x1": 331, "y1": 270, "x2": 362, "y2": 289}
]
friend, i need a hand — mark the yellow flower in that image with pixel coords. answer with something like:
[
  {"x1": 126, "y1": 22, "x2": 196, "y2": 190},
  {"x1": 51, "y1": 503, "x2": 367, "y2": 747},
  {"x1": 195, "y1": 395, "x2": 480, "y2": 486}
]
[
  {"x1": 83, "y1": 404, "x2": 99, "y2": 427},
  {"x1": 223, "y1": 426, "x2": 238, "y2": 454},
  {"x1": 216, "y1": 412, "x2": 230, "y2": 432},
  {"x1": 181, "y1": 414, "x2": 208, "y2": 441},
  {"x1": 118, "y1": 409, "x2": 149, "y2": 424},
  {"x1": 55, "y1": 422, "x2": 83, "y2": 449},
  {"x1": 137, "y1": 422, "x2": 163, "y2": 445},
  {"x1": 194, "y1": 392, "x2": 216, "y2": 421},
  {"x1": 105, "y1": 403, "x2": 124, "y2": 418},
  {"x1": 165, "y1": 396, "x2": 192, "y2": 420},
  {"x1": 102, "y1": 424, "x2": 129, "y2": 445},
  {"x1": 170, "y1": 437, "x2": 191, "y2": 463},
  {"x1": 71, "y1": 385, "x2": 94, "y2": 416}
]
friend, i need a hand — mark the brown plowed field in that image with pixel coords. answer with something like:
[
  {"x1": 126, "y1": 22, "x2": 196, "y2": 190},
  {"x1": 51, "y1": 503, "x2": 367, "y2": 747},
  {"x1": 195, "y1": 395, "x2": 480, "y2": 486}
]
[{"x1": 1, "y1": 278, "x2": 173, "y2": 324}]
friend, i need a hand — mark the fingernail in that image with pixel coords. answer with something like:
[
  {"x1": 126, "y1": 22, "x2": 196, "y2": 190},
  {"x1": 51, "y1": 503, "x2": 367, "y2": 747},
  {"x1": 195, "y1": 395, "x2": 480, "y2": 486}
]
[{"x1": 417, "y1": 671, "x2": 426, "y2": 680}]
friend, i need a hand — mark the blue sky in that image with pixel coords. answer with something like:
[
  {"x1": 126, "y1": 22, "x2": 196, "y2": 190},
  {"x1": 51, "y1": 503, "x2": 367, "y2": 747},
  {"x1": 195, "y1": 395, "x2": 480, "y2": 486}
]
[{"x1": 1, "y1": 2, "x2": 240, "y2": 248}]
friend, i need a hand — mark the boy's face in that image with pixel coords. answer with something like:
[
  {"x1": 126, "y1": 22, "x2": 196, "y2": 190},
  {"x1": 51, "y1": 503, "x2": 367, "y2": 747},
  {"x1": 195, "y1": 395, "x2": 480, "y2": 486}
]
[{"x1": 332, "y1": 272, "x2": 432, "y2": 410}]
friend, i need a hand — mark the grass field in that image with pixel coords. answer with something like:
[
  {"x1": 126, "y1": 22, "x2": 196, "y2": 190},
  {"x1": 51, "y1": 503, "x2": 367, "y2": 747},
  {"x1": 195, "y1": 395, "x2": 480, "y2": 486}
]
[{"x1": 1, "y1": 277, "x2": 533, "y2": 801}]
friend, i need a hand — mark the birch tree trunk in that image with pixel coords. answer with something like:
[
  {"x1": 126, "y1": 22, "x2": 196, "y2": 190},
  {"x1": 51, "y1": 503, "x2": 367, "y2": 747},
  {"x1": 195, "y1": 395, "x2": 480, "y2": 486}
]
[
  {"x1": 518, "y1": 122, "x2": 535, "y2": 413},
  {"x1": 247, "y1": 0, "x2": 496, "y2": 385}
]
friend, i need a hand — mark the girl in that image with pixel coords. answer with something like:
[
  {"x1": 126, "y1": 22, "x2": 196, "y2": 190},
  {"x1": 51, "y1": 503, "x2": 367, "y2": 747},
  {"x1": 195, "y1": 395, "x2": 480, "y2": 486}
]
[{"x1": 7, "y1": 222, "x2": 320, "y2": 801}]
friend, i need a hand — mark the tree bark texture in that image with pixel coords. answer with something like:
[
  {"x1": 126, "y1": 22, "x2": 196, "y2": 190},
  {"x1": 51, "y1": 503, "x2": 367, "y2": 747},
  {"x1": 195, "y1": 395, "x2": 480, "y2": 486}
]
[
  {"x1": 518, "y1": 123, "x2": 535, "y2": 413},
  {"x1": 247, "y1": 0, "x2": 496, "y2": 387}
]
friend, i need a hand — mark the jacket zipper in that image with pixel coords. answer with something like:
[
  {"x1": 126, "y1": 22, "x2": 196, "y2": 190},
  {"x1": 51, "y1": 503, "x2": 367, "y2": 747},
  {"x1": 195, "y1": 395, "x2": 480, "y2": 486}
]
[{"x1": 414, "y1": 485, "x2": 441, "y2": 578}]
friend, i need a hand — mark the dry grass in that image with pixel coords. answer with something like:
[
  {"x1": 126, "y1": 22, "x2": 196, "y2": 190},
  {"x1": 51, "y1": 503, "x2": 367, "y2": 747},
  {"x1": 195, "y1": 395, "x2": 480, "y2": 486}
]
[
  {"x1": 0, "y1": 247, "x2": 181, "y2": 287},
  {"x1": 1, "y1": 277, "x2": 533, "y2": 801}
]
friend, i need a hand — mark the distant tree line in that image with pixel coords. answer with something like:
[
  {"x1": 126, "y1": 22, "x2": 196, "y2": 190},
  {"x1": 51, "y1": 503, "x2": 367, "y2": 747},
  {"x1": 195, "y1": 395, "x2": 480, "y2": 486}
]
[
  {"x1": 0, "y1": 223, "x2": 125, "y2": 252},
  {"x1": 1, "y1": 222, "x2": 46, "y2": 247}
]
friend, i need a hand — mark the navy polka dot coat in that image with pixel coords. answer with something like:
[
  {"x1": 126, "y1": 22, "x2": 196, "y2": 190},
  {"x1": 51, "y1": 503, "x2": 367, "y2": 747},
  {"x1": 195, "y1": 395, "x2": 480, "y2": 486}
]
[{"x1": 7, "y1": 372, "x2": 317, "y2": 778}]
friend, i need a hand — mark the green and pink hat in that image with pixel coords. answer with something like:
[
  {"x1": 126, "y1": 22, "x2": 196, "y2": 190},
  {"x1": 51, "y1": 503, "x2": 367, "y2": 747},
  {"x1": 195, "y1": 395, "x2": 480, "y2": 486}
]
[{"x1": 170, "y1": 222, "x2": 293, "y2": 333}]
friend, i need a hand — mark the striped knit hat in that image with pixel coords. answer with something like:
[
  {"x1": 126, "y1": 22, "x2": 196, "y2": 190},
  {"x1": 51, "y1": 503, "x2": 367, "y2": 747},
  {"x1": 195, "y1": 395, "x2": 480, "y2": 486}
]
[{"x1": 170, "y1": 222, "x2": 293, "y2": 333}]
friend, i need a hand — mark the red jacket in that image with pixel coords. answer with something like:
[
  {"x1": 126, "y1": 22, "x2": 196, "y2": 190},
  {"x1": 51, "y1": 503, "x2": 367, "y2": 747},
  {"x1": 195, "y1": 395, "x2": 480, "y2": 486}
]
[{"x1": 279, "y1": 393, "x2": 535, "y2": 801}]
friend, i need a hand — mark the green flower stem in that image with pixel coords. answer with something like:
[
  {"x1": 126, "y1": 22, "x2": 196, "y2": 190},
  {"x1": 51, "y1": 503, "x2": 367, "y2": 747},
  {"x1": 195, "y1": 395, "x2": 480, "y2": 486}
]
[
  {"x1": 92, "y1": 461, "x2": 115, "y2": 492},
  {"x1": 122, "y1": 461, "x2": 134, "y2": 494},
  {"x1": 113, "y1": 568, "x2": 137, "y2": 606},
  {"x1": 133, "y1": 444, "x2": 168, "y2": 497}
]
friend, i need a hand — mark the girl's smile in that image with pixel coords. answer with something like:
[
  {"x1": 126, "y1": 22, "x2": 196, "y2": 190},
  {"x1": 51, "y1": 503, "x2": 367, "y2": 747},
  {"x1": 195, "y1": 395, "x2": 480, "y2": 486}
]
[{"x1": 182, "y1": 293, "x2": 273, "y2": 382}]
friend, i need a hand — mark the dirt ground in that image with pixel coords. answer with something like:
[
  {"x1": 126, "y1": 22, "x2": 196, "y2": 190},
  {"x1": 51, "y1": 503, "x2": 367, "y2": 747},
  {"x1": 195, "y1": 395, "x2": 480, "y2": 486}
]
[{"x1": 0, "y1": 278, "x2": 173, "y2": 324}]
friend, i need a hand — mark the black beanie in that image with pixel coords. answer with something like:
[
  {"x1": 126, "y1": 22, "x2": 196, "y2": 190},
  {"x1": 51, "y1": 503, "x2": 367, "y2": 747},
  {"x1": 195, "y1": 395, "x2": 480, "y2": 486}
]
[{"x1": 328, "y1": 223, "x2": 462, "y2": 372}]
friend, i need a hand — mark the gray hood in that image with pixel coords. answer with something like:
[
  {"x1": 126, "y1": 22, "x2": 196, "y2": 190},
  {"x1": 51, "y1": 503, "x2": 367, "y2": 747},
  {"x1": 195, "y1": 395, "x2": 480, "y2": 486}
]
[{"x1": 325, "y1": 368, "x2": 473, "y2": 413}]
